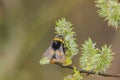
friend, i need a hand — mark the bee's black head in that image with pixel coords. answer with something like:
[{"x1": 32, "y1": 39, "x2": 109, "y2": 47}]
[
  {"x1": 53, "y1": 35, "x2": 64, "y2": 43},
  {"x1": 56, "y1": 35, "x2": 63, "y2": 39},
  {"x1": 52, "y1": 35, "x2": 64, "y2": 50}
]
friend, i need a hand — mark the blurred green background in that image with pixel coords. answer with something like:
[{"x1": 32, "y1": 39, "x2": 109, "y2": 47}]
[{"x1": 0, "y1": 0, "x2": 120, "y2": 80}]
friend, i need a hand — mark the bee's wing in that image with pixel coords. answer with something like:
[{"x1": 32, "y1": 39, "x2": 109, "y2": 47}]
[
  {"x1": 54, "y1": 45, "x2": 66, "y2": 64},
  {"x1": 43, "y1": 45, "x2": 55, "y2": 59}
]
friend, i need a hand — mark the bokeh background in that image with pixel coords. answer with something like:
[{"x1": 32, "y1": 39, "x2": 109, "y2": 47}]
[{"x1": 0, "y1": 0, "x2": 120, "y2": 80}]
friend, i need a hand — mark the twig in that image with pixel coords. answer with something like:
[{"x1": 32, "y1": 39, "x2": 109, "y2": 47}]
[{"x1": 55, "y1": 63, "x2": 120, "y2": 78}]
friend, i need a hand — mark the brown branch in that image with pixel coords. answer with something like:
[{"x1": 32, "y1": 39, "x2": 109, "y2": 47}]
[{"x1": 55, "y1": 63, "x2": 120, "y2": 78}]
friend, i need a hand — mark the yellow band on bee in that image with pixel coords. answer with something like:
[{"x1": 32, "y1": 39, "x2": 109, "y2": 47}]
[{"x1": 53, "y1": 37, "x2": 64, "y2": 43}]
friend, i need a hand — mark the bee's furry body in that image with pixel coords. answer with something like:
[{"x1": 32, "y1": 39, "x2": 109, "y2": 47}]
[{"x1": 43, "y1": 35, "x2": 66, "y2": 64}]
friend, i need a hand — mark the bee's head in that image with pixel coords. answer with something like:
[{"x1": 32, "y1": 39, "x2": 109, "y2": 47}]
[
  {"x1": 56, "y1": 35, "x2": 63, "y2": 39},
  {"x1": 53, "y1": 35, "x2": 64, "y2": 43}
]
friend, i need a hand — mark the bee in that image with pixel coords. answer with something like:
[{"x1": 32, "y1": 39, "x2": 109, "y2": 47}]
[{"x1": 42, "y1": 35, "x2": 66, "y2": 64}]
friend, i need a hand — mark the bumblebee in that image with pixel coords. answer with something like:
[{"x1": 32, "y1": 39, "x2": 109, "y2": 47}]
[{"x1": 42, "y1": 35, "x2": 66, "y2": 64}]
